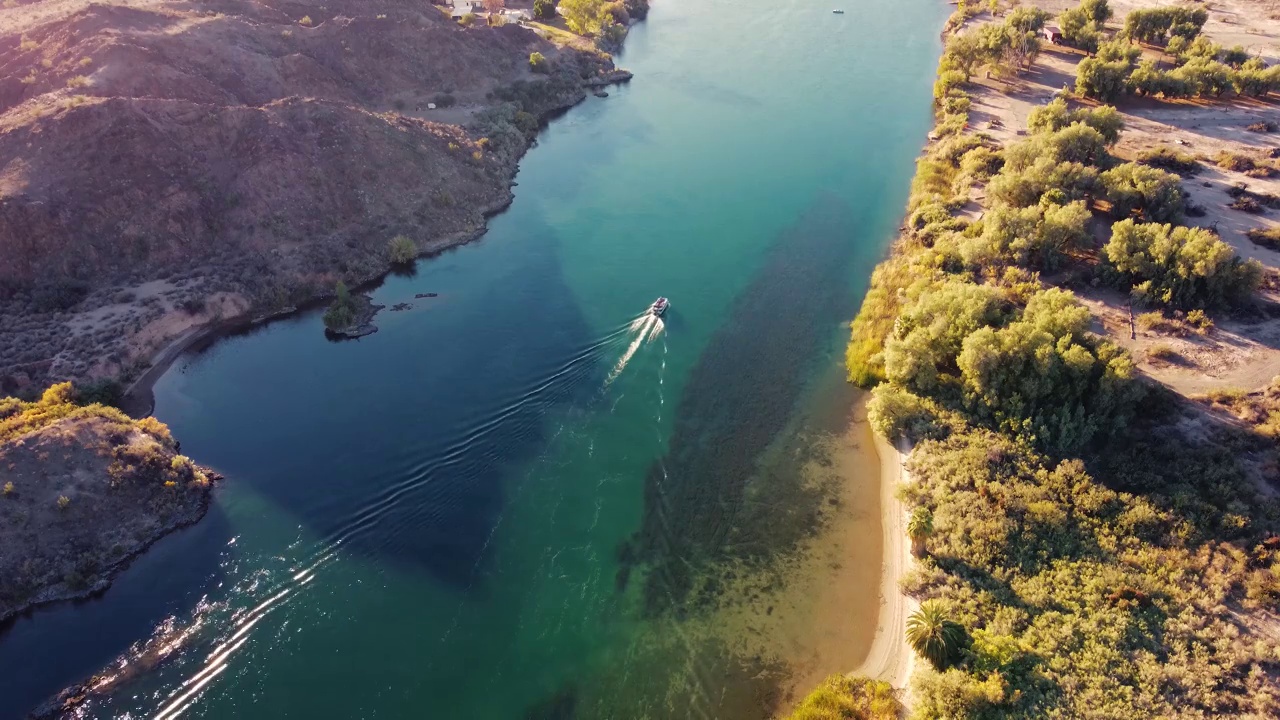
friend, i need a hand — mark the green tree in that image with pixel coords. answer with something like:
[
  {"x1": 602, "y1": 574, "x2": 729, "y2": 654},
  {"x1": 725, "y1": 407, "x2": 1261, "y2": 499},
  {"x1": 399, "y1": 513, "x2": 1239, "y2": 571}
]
[
  {"x1": 1105, "y1": 219, "x2": 1263, "y2": 308},
  {"x1": 1027, "y1": 98, "x2": 1123, "y2": 144},
  {"x1": 323, "y1": 281, "x2": 357, "y2": 331},
  {"x1": 1045, "y1": 122, "x2": 1109, "y2": 166},
  {"x1": 528, "y1": 51, "x2": 549, "y2": 73},
  {"x1": 882, "y1": 281, "x2": 1006, "y2": 395},
  {"x1": 1075, "y1": 58, "x2": 1132, "y2": 102},
  {"x1": 1101, "y1": 162, "x2": 1184, "y2": 222},
  {"x1": 534, "y1": 0, "x2": 556, "y2": 18},
  {"x1": 941, "y1": 32, "x2": 986, "y2": 81},
  {"x1": 906, "y1": 601, "x2": 969, "y2": 671},
  {"x1": 961, "y1": 199, "x2": 1090, "y2": 269},
  {"x1": 958, "y1": 289, "x2": 1139, "y2": 453},
  {"x1": 558, "y1": 0, "x2": 611, "y2": 34},
  {"x1": 1173, "y1": 57, "x2": 1235, "y2": 97},
  {"x1": 1057, "y1": 0, "x2": 1110, "y2": 53},
  {"x1": 908, "y1": 507, "x2": 935, "y2": 557},
  {"x1": 1233, "y1": 58, "x2": 1280, "y2": 97}
]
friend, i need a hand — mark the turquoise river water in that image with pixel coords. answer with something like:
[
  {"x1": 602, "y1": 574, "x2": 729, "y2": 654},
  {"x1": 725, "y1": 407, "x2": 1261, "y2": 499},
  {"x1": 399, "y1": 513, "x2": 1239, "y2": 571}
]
[{"x1": 0, "y1": 0, "x2": 943, "y2": 716}]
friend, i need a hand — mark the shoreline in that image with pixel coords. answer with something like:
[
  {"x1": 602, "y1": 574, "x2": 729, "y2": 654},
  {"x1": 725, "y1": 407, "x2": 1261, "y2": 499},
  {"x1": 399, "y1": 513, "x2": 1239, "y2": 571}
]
[
  {"x1": 0, "y1": 478, "x2": 214, "y2": 628},
  {"x1": 854, "y1": 433, "x2": 917, "y2": 693},
  {"x1": 119, "y1": 70, "x2": 633, "y2": 420}
]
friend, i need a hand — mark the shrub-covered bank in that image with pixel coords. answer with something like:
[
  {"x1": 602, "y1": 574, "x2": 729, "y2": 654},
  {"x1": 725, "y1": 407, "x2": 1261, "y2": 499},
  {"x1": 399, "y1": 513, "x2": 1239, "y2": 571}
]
[{"x1": 814, "y1": 0, "x2": 1280, "y2": 717}]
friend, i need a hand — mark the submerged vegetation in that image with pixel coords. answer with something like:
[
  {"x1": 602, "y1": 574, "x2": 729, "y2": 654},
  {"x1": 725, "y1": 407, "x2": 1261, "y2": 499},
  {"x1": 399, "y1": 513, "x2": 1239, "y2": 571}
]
[{"x1": 841, "y1": 0, "x2": 1280, "y2": 716}]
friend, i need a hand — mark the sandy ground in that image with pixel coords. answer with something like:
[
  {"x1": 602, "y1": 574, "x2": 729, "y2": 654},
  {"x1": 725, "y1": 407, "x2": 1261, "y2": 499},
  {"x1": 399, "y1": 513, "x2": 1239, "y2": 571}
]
[
  {"x1": 854, "y1": 433, "x2": 917, "y2": 692},
  {"x1": 960, "y1": 2, "x2": 1280, "y2": 396}
]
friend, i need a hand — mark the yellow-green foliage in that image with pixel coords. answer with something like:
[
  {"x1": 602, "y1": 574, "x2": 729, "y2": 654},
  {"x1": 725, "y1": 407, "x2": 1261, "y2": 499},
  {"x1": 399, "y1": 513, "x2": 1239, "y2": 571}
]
[
  {"x1": 785, "y1": 674, "x2": 900, "y2": 720},
  {"x1": 558, "y1": 0, "x2": 613, "y2": 35},
  {"x1": 838, "y1": 6, "x2": 1278, "y2": 714},
  {"x1": 847, "y1": 254, "x2": 915, "y2": 387},
  {"x1": 0, "y1": 383, "x2": 132, "y2": 444},
  {"x1": 900, "y1": 423, "x2": 1280, "y2": 718},
  {"x1": 1105, "y1": 219, "x2": 1262, "y2": 308},
  {"x1": 387, "y1": 235, "x2": 417, "y2": 265}
]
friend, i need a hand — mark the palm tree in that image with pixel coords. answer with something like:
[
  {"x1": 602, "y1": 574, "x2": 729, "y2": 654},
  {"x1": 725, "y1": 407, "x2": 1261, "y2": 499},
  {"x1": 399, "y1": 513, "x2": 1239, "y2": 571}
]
[
  {"x1": 907, "y1": 507, "x2": 934, "y2": 558},
  {"x1": 905, "y1": 600, "x2": 967, "y2": 670}
]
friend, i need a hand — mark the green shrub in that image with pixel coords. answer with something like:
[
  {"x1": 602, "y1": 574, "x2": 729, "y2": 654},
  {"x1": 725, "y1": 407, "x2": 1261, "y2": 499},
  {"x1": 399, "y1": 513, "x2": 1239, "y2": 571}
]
[
  {"x1": 534, "y1": 0, "x2": 556, "y2": 19},
  {"x1": 322, "y1": 281, "x2": 358, "y2": 330},
  {"x1": 387, "y1": 235, "x2": 417, "y2": 266},
  {"x1": 529, "y1": 51, "x2": 549, "y2": 74},
  {"x1": 3, "y1": 482, "x2": 13, "y2": 496},
  {"x1": 1245, "y1": 226, "x2": 1280, "y2": 251},
  {"x1": 867, "y1": 384, "x2": 948, "y2": 444},
  {"x1": 1136, "y1": 145, "x2": 1199, "y2": 176},
  {"x1": 1105, "y1": 219, "x2": 1262, "y2": 308},
  {"x1": 957, "y1": 288, "x2": 1140, "y2": 453},
  {"x1": 56, "y1": 495, "x2": 71, "y2": 510},
  {"x1": 1102, "y1": 162, "x2": 1185, "y2": 222},
  {"x1": 785, "y1": 674, "x2": 900, "y2": 720}
]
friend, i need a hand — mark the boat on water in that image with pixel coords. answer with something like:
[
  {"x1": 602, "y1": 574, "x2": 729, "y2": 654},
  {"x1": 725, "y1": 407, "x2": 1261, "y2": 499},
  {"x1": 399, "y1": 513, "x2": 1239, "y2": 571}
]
[
  {"x1": 650, "y1": 297, "x2": 669, "y2": 316},
  {"x1": 832, "y1": 9, "x2": 844, "y2": 13}
]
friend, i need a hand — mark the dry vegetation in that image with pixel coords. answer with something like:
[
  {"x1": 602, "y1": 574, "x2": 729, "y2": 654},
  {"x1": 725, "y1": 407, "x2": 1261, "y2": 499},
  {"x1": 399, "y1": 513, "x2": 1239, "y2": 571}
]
[
  {"x1": 0, "y1": 0, "x2": 631, "y2": 396},
  {"x1": 0, "y1": 383, "x2": 212, "y2": 622}
]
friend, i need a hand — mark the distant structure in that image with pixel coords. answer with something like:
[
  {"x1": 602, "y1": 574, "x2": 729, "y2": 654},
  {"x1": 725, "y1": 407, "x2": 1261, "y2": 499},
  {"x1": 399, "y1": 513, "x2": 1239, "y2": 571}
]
[{"x1": 1042, "y1": 25, "x2": 1064, "y2": 44}]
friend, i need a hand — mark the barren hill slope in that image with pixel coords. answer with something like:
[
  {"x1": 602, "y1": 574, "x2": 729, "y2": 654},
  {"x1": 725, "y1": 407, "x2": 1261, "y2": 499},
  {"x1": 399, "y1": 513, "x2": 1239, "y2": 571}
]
[{"x1": 0, "y1": 0, "x2": 626, "y2": 393}]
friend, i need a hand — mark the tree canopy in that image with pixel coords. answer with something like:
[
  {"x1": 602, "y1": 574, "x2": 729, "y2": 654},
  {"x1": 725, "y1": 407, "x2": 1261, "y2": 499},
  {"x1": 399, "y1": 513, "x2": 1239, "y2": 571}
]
[{"x1": 1105, "y1": 219, "x2": 1263, "y2": 308}]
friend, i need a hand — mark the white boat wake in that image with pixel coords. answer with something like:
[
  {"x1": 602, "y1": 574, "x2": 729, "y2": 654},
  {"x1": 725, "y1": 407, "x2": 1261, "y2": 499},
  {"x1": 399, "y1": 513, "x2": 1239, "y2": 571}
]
[{"x1": 607, "y1": 311, "x2": 665, "y2": 386}]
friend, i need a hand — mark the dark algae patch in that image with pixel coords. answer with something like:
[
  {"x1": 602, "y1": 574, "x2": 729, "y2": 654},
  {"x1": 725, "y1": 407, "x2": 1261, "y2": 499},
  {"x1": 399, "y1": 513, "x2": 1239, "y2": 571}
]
[{"x1": 630, "y1": 195, "x2": 862, "y2": 616}]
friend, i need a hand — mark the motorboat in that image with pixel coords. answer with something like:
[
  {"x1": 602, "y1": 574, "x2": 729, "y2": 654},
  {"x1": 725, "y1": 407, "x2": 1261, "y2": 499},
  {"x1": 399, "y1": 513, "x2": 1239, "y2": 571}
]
[
  {"x1": 833, "y1": 9, "x2": 844, "y2": 13},
  {"x1": 650, "y1": 297, "x2": 669, "y2": 316}
]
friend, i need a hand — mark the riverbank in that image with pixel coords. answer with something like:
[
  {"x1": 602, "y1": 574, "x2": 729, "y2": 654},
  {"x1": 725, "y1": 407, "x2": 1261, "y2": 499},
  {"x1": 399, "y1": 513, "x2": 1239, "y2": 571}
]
[
  {"x1": 0, "y1": 390, "x2": 215, "y2": 625},
  {"x1": 0, "y1": 0, "x2": 635, "y2": 399},
  {"x1": 835, "y1": 0, "x2": 1280, "y2": 715},
  {"x1": 854, "y1": 433, "x2": 916, "y2": 692}
]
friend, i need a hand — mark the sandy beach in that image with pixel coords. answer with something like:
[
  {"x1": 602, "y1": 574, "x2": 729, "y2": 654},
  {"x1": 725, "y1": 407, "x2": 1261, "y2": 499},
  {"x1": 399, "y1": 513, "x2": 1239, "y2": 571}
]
[{"x1": 854, "y1": 433, "x2": 917, "y2": 692}]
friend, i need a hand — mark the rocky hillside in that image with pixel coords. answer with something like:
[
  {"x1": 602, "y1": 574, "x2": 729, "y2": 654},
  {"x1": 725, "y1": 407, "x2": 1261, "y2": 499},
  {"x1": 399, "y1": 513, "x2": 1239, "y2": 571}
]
[
  {"x1": 0, "y1": 382, "x2": 213, "y2": 621},
  {"x1": 0, "y1": 0, "x2": 626, "y2": 393}
]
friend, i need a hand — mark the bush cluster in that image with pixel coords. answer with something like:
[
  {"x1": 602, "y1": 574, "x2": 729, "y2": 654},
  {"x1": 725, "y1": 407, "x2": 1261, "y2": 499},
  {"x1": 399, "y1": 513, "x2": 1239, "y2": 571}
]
[
  {"x1": 1075, "y1": 25, "x2": 1280, "y2": 102},
  {"x1": 322, "y1": 281, "x2": 359, "y2": 331},
  {"x1": 784, "y1": 674, "x2": 900, "y2": 720},
  {"x1": 837, "y1": 5, "x2": 1279, "y2": 714}
]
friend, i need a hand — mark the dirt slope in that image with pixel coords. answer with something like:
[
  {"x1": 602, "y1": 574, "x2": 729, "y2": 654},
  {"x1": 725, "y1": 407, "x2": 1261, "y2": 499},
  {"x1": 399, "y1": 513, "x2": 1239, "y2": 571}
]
[{"x1": 0, "y1": 0, "x2": 624, "y2": 393}]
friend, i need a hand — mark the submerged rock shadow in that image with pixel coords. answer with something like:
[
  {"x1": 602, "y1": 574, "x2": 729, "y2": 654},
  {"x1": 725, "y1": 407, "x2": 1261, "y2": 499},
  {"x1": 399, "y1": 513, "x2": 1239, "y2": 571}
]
[{"x1": 628, "y1": 193, "x2": 864, "y2": 616}]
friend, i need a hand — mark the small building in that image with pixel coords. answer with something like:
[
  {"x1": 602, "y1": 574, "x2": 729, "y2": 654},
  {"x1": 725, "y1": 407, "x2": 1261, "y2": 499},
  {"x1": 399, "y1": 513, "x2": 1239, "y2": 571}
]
[{"x1": 1042, "y1": 25, "x2": 1063, "y2": 44}]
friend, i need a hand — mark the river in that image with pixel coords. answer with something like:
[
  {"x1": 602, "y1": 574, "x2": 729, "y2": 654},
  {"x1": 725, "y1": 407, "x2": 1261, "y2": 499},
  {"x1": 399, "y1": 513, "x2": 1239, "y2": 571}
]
[{"x1": 0, "y1": 0, "x2": 943, "y2": 716}]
